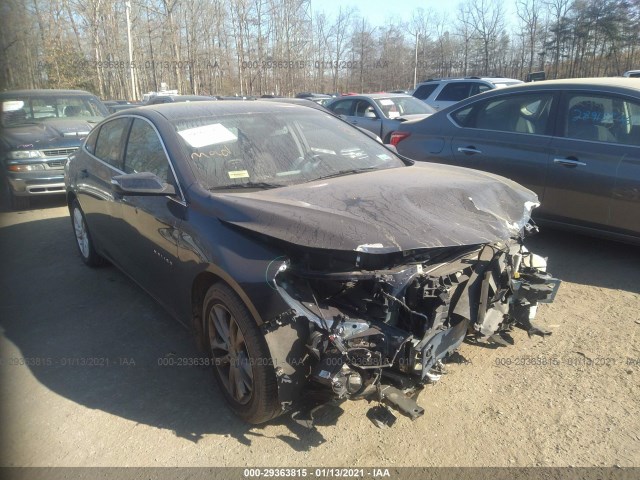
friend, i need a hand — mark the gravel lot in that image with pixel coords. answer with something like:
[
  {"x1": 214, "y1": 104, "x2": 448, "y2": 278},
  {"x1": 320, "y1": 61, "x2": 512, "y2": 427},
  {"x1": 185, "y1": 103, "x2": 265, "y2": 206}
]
[{"x1": 1, "y1": 196, "x2": 639, "y2": 471}]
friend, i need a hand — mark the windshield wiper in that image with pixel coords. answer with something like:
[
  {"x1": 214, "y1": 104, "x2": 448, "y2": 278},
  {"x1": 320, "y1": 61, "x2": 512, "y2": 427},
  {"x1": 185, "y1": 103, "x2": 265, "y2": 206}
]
[
  {"x1": 308, "y1": 167, "x2": 379, "y2": 182},
  {"x1": 209, "y1": 182, "x2": 284, "y2": 191}
]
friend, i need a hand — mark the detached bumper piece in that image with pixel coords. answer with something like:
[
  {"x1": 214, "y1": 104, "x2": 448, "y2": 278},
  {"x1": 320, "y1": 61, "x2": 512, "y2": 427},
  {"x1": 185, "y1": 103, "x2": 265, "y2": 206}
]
[
  {"x1": 472, "y1": 244, "x2": 561, "y2": 343},
  {"x1": 266, "y1": 239, "x2": 560, "y2": 427},
  {"x1": 379, "y1": 385, "x2": 424, "y2": 420}
]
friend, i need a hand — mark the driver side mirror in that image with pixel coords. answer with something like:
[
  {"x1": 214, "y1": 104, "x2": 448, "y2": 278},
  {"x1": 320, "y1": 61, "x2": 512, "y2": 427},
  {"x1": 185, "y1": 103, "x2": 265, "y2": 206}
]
[{"x1": 112, "y1": 172, "x2": 176, "y2": 196}]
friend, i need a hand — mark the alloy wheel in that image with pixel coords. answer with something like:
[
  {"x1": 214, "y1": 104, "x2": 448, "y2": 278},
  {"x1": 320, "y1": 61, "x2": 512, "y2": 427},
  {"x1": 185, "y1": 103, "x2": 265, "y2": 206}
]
[
  {"x1": 208, "y1": 303, "x2": 254, "y2": 404},
  {"x1": 73, "y1": 207, "x2": 90, "y2": 259}
]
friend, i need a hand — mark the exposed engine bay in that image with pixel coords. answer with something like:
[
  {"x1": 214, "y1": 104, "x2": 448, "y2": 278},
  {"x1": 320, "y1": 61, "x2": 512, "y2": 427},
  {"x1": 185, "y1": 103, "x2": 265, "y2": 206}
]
[{"x1": 263, "y1": 226, "x2": 560, "y2": 426}]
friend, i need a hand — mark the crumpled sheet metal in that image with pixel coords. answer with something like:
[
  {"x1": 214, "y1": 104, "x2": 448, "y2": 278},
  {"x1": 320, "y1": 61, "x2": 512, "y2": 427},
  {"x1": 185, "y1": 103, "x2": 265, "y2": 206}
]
[{"x1": 212, "y1": 162, "x2": 539, "y2": 252}]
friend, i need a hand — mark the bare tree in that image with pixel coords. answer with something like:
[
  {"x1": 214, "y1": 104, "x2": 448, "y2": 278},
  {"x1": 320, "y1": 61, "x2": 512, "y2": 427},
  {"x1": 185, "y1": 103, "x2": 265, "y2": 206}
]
[
  {"x1": 2, "y1": 0, "x2": 640, "y2": 96},
  {"x1": 328, "y1": 6, "x2": 356, "y2": 92},
  {"x1": 544, "y1": 0, "x2": 572, "y2": 78},
  {"x1": 516, "y1": 0, "x2": 545, "y2": 76},
  {"x1": 462, "y1": 0, "x2": 506, "y2": 75}
]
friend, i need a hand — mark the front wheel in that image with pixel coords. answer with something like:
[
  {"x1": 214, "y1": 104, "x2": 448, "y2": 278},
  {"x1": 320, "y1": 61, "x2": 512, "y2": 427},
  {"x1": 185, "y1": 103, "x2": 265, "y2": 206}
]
[
  {"x1": 70, "y1": 199, "x2": 106, "y2": 267},
  {"x1": 203, "y1": 283, "x2": 281, "y2": 424}
]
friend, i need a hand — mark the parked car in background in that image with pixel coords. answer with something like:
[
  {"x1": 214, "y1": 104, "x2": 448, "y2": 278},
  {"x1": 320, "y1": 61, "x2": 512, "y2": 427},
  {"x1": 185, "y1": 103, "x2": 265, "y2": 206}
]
[
  {"x1": 295, "y1": 92, "x2": 333, "y2": 105},
  {"x1": 145, "y1": 94, "x2": 216, "y2": 105},
  {"x1": 103, "y1": 100, "x2": 135, "y2": 114},
  {"x1": 623, "y1": 70, "x2": 640, "y2": 78},
  {"x1": 412, "y1": 77, "x2": 524, "y2": 111},
  {"x1": 325, "y1": 93, "x2": 434, "y2": 142},
  {"x1": 392, "y1": 77, "x2": 640, "y2": 244},
  {"x1": 215, "y1": 95, "x2": 257, "y2": 101},
  {"x1": 142, "y1": 89, "x2": 178, "y2": 103},
  {"x1": 65, "y1": 100, "x2": 558, "y2": 425},
  {"x1": 310, "y1": 97, "x2": 333, "y2": 106},
  {"x1": 107, "y1": 104, "x2": 137, "y2": 114},
  {"x1": 263, "y1": 97, "x2": 383, "y2": 142},
  {"x1": 1, "y1": 89, "x2": 108, "y2": 209}
]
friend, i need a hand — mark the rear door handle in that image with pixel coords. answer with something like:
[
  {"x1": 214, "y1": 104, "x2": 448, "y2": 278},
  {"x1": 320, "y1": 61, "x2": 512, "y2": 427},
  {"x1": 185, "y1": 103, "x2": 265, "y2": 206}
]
[
  {"x1": 79, "y1": 168, "x2": 89, "y2": 178},
  {"x1": 457, "y1": 147, "x2": 482, "y2": 155},
  {"x1": 554, "y1": 158, "x2": 587, "y2": 167}
]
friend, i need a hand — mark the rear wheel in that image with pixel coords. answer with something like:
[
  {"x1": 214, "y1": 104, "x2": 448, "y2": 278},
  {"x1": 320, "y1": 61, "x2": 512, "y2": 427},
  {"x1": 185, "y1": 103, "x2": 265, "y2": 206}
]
[
  {"x1": 71, "y1": 199, "x2": 106, "y2": 267},
  {"x1": 203, "y1": 283, "x2": 280, "y2": 424}
]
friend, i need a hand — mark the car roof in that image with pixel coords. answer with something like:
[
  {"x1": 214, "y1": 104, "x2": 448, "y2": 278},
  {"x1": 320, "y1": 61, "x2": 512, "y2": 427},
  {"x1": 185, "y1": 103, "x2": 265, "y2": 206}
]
[
  {"x1": 111, "y1": 100, "x2": 330, "y2": 122},
  {"x1": 152, "y1": 95, "x2": 214, "y2": 100},
  {"x1": 333, "y1": 93, "x2": 414, "y2": 100},
  {"x1": 482, "y1": 77, "x2": 523, "y2": 83},
  {"x1": 485, "y1": 77, "x2": 640, "y2": 93},
  {"x1": 260, "y1": 97, "x2": 332, "y2": 112},
  {"x1": 417, "y1": 78, "x2": 493, "y2": 83},
  {"x1": 417, "y1": 77, "x2": 522, "y2": 84},
  {"x1": 0, "y1": 89, "x2": 98, "y2": 97},
  {"x1": 296, "y1": 92, "x2": 331, "y2": 98}
]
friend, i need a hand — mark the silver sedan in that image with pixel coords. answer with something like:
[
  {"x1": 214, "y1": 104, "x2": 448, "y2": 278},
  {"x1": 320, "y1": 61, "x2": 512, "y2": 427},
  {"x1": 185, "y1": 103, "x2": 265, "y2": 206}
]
[{"x1": 325, "y1": 93, "x2": 434, "y2": 143}]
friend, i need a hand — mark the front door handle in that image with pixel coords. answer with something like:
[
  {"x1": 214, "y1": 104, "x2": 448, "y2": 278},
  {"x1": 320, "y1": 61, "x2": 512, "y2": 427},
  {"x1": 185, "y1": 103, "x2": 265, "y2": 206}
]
[
  {"x1": 457, "y1": 147, "x2": 482, "y2": 155},
  {"x1": 554, "y1": 158, "x2": 587, "y2": 168},
  {"x1": 79, "y1": 168, "x2": 89, "y2": 178}
]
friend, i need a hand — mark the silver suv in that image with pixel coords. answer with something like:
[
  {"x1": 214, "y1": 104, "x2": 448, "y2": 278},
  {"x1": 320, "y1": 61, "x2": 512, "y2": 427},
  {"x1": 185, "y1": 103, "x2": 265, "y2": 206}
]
[
  {"x1": 412, "y1": 77, "x2": 523, "y2": 111},
  {"x1": 1, "y1": 89, "x2": 108, "y2": 210}
]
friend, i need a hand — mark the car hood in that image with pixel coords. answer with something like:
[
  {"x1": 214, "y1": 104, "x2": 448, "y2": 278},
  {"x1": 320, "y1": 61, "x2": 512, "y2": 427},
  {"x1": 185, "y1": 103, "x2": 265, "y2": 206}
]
[
  {"x1": 211, "y1": 163, "x2": 539, "y2": 252},
  {"x1": 1, "y1": 120, "x2": 97, "y2": 149}
]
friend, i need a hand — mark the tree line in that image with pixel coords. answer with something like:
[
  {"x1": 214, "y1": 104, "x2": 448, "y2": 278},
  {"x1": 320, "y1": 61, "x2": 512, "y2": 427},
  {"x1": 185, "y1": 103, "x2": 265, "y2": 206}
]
[{"x1": 0, "y1": 0, "x2": 638, "y2": 101}]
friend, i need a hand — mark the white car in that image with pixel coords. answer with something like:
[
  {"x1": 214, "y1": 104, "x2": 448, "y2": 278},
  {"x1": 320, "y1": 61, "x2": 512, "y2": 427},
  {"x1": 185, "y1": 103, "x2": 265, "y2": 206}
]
[{"x1": 412, "y1": 77, "x2": 524, "y2": 111}]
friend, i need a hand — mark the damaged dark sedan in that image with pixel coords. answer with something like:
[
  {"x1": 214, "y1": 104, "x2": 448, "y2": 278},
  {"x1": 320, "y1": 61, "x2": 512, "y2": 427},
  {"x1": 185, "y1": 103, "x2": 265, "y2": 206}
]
[{"x1": 65, "y1": 101, "x2": 560, "y2": 424}]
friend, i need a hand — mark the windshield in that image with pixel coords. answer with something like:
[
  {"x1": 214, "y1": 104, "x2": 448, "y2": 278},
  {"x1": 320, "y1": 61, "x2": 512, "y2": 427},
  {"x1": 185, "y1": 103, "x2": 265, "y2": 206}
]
[
  {"x1": 1, "y1": 94, "x2": 108, "y2": 127},
  {"x1": 173, "y1": 109, "x2": 405, "y2": 190},
  {"x1": 374, "y1": 96, "x2": 435, "y2": 118}
]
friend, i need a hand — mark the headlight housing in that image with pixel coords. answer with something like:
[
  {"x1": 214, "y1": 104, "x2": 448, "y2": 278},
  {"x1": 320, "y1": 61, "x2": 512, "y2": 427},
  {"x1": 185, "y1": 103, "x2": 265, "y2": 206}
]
[
  {"x1": 8, "y1": 150, "x2": 44, "y2": 159},
  {"x1": 7, "y1": 163, "x2": 46, "y2": 172}
]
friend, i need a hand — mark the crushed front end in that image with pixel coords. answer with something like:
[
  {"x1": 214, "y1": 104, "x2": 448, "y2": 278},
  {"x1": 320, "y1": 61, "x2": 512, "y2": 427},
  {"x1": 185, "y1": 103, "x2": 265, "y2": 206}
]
[{"x1": 263, "y1": 227, "x2": 560, "y2": 423}]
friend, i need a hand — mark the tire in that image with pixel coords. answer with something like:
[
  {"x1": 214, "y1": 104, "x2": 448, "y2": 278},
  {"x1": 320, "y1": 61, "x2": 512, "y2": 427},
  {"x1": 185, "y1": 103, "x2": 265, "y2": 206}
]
[
  {"x1": 203, "y1": 283, "x2": 281, "y2": 424},
  {"x1": 70, "y1": 199, "x2": 106, "y2": 267}
]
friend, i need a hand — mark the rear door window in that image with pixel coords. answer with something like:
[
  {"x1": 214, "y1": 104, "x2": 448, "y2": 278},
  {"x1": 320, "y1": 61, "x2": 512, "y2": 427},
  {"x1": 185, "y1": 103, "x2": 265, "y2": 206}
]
[
  {"x1": 470, "y1": 83, "x2": 492, "y2": 96},
  {"x1": 562, "y1": 93, "x2": 640, "y2": 146},
  {"x1": 452, "y1": 93, "x2": 554, "y2": 135},
  {"x1": 413, "y1": 84, "x2": 438, "y2": 100},
  {"x1": 436, "y1": 83, "x2": 474, "y2": 102}
]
